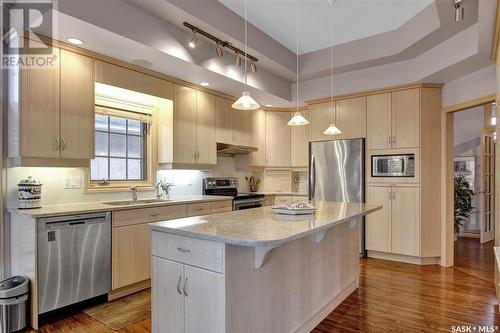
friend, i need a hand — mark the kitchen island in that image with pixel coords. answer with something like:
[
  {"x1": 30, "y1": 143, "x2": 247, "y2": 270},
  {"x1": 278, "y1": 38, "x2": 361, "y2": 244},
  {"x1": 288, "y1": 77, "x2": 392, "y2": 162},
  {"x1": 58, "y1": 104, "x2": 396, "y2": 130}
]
[{"x1": 149, "y1": 201, "x2": 381, "y2": 333}]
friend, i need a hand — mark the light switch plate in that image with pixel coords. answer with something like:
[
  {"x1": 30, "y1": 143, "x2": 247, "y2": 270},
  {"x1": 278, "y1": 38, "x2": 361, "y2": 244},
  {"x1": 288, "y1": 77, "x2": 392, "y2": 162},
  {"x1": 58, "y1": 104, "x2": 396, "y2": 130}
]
[{"x1": 64, "y1": 177, "x2": 82, "y2": 189}]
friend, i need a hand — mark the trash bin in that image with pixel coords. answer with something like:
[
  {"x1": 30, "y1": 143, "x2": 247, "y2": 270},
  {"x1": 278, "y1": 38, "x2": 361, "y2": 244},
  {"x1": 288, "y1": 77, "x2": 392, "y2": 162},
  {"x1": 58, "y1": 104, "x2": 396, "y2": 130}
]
[{"x1": 0, "y1": 276, "x2": 28, "y2": 333}]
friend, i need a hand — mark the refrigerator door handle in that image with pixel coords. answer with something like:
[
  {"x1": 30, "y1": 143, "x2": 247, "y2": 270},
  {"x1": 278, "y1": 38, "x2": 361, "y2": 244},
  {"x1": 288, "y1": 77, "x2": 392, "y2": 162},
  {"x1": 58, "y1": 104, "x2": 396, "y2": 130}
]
[{"x1": 310, "y1": 154, "x2": 316, "y2": 199}]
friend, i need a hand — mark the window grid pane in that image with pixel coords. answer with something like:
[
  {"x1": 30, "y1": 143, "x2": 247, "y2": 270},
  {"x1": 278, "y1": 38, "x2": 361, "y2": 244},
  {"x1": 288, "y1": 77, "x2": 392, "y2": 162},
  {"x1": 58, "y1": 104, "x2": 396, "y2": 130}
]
[{"x1": 91, "y1": 113, "x2": 146, "y2": 181}]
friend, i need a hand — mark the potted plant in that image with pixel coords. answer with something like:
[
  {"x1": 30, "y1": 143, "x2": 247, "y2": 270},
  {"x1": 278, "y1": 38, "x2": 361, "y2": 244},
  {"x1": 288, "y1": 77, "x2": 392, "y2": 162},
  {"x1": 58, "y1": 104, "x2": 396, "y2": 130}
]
[
  {"x1": 157, "y1": 180, "x2": 174, "y2": 200},
  {"x1": 454, "y1": 175, "x2": 474, "y2": 240}
]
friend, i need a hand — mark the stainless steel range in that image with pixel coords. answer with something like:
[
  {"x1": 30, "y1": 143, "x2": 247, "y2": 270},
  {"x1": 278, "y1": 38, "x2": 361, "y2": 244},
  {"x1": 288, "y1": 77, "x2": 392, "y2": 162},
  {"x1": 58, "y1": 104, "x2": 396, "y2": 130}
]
[{"x1": 203, "y1": 177, "x2": 264, "y2": 210}]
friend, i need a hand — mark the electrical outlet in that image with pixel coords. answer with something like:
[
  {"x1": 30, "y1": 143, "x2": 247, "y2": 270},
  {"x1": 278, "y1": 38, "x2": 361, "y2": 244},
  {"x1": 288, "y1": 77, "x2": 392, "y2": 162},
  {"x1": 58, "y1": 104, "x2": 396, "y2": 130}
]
[{"x1": 64, "y1": 177, "x2": 82, "y2": 189}]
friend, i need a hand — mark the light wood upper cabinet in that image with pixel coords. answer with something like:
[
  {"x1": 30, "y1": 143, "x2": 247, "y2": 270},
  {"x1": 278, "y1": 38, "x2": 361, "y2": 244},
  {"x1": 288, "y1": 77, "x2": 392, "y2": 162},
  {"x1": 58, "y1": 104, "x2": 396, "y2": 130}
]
[
  {"x1": 309, "y1": 102, "x2": 335, "y2": 141},
  {"x1": 9, "y1": 45, "x2": 96, "y2": 163},
  {"x1": 391, "y1": 186, "x2": 420, "y2": 256},
  {"x1": 365, "y1": 186, "x2": 392, "y2": 253},
  {"x1": 367, "y1": 93, "x2": 392, "y2": 150},
  {"x1": 196, "y1": 90, "x2": 217, "y2": 165},
  {"x1": 60, "y1": 50, "x2": 95, "y2": 159},
  {"x1": 215, "y1": 97, "x2": 252, "y2": 146},
  {"x1": 391, "y1": 88, "x2": 420, "y2": 149},
  {"x1": 215, "y1": 97, "x2": 233, "y2": 144},
  {"x1": 232, "y1": 109, "x2": 252, "y2": 146},
  {"x1": 291, "y1": 110, "x2": 310, "y2": 167},
  {"x1": 335, "y1": 96, "x2": 366, "y2": 139},
  {"x1": 266, "y1": 111, "x2": 291, "y2": 167},
  {"x1": 17, "y1": 45, "x2": 60, "y2": 158},
  {"x1": 250, "y1": 109, "x2": 266, "y2": 167},
  {"x1": 173, "y1": 85, "x2": 197, "y2": 164}
]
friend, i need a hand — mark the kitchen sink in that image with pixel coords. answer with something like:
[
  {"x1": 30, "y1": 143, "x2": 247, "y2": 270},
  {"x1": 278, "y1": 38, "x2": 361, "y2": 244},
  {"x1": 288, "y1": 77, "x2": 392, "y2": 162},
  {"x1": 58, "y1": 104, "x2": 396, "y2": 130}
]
[{"x1": 103, "y1": 199, "x2": 172, "y2": 206}]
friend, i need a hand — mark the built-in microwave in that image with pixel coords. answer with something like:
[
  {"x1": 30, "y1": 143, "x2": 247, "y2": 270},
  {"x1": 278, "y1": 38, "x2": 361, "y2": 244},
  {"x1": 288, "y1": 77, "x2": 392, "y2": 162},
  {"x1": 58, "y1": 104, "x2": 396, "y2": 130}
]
[{"x1": 372, "y1": 154, "x2": 415, "y2": 177}]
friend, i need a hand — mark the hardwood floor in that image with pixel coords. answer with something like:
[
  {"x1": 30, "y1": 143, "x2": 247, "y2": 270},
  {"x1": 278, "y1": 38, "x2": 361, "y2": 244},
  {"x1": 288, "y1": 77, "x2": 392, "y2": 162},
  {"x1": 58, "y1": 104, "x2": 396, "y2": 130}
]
[
  {"x1": 453, "y1": 236, "x2": 495, "y2": 284},
  {"x1": 32, "y1": 257, "x2": 499, "y2": 333}
]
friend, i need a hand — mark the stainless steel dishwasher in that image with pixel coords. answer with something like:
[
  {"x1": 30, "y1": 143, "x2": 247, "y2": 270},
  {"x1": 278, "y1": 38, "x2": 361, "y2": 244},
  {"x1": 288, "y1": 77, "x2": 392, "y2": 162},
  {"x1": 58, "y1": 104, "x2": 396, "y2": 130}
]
[{"x1": 37, "y1": 212, "x2": 111, "y2": 314}]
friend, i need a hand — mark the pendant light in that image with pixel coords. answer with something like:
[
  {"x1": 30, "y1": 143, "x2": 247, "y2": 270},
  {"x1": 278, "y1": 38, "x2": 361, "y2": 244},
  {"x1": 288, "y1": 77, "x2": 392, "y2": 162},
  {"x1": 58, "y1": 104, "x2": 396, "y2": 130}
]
[
  {"x1": 323, "y1": 0, "x2": 341, "y2": 136},
  {"x1": 232, "y1": 0, "x2": 260, "y2": 111},
  {"x1": 288, "y1": 3, "x2": 309, "y2": 127}
]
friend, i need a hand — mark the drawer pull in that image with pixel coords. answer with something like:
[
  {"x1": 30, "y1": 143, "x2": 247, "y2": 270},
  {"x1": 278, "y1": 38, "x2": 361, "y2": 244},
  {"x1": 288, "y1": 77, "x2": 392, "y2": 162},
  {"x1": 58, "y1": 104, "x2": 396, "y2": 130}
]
[
  {"x1": 176, "y1": 275, "x2": 182, "y2": 295},
  {"x1": 183, "y1": 277, "x2": 188, "y2": 297},
  {"x1": 177, "y1": 247, "x2": 191, "y2": 253},
  {"x1": 150, "y1": 213, "x2": 160, "y2": 217}
]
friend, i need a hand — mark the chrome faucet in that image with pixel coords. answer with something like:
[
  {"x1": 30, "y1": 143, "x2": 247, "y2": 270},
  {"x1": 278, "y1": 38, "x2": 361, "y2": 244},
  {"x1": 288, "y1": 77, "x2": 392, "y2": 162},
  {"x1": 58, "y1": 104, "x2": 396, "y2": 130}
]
[
  {"x1": 130, "y1": 185, "x2": 138, "y2": 202},
  {"x1": 155, "y1": 182, "x2": 162, "y2": 199}
]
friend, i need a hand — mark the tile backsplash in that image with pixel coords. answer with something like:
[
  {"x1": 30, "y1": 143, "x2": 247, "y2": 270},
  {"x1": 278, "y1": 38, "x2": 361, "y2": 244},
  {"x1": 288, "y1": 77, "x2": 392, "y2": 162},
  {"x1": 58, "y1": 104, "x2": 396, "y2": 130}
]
[{"x1": 6, "y1": 156, "x2": 262, "y2": 208}]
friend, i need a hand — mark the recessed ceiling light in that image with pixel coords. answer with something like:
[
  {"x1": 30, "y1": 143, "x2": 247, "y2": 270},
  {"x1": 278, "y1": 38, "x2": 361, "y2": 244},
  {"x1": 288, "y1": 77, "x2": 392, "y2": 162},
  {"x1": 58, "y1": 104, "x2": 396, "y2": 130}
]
[
  {"x1": 265, "y1": 104, "x2": 273, "y2": 107},
  {"x1": 200, "y1": 82, "x2": 210, "y2": 86},
  {"x1": 67, "y1": 37, "x2": 84, "y2": 45}
]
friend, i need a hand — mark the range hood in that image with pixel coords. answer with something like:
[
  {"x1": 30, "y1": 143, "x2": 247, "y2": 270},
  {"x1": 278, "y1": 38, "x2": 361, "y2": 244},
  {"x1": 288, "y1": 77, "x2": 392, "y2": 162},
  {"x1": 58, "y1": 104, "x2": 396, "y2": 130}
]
[{"x1": 217, "y1": 142, "x2": 258, "y2": 156}]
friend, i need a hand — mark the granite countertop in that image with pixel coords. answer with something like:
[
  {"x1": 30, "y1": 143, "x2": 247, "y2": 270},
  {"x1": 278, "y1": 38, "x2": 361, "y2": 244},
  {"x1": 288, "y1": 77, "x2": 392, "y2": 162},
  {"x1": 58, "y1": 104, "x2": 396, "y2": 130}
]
[
  {"x1": 150, "y1": 201, "x2": 381, "y2": 247},
  {"x1": 9, "y1": 195, "x2": 233, "y2": 218}
]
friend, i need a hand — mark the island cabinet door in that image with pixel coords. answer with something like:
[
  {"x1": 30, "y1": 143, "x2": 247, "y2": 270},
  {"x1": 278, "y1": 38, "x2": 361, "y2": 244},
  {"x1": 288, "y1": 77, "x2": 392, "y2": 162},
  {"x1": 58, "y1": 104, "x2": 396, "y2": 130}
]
[
  {"x1": 184, "y1": 265, "x2": 224, "y2": 333},
  {"x1": 391, "y1": 187, "x2": 420, "y2": 256},
  {"x1": 152, "y1": 257, "x2": 184, "y2": 333},
  {"x1": 365, "y1": 186, "x2": 392, "y2": 253}
]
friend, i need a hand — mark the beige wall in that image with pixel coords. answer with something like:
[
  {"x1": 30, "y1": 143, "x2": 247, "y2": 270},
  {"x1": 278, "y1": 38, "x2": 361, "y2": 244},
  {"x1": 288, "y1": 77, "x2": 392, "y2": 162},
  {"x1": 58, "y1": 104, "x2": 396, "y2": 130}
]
[{"x1": 442, "y1": 65, "x2": 496, "y2": 108}]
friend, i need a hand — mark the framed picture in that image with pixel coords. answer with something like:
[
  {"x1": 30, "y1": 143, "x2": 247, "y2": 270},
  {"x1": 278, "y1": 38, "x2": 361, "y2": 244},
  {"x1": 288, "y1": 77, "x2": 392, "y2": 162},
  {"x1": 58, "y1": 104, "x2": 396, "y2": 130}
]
[{"x1": 454, "y1": 156, "x2": 475, "y2": 188}]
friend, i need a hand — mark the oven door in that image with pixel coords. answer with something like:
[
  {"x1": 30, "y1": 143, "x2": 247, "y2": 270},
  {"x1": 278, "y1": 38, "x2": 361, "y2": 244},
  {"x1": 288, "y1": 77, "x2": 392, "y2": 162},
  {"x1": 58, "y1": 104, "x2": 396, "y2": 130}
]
[{"x1": 233, "y1": 199, "x2": 263, "y2": 210}]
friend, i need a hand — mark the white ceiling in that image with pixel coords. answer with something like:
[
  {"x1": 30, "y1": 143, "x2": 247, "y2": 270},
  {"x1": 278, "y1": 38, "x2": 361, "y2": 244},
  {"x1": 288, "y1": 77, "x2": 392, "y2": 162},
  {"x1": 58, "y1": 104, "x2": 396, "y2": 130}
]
[{"x1": 218, "y1": 0, "x2": 435, "y2": 54}]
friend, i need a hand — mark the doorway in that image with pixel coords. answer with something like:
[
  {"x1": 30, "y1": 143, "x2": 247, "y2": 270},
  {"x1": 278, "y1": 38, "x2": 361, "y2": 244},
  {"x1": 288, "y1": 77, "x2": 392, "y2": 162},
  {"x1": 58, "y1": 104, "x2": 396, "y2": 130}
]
[{"x1": 450, "y1": 102, "x2": 496, "y2": 283}]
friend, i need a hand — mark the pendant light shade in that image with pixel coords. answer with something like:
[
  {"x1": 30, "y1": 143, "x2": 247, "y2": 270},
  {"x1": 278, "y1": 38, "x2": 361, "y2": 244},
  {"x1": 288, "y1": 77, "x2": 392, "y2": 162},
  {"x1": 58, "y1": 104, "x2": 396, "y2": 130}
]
[
  {"x1": 232, "y1": 91, "x2": 260, "y2": 111},
  {"x1": 287, "y1": 111, "x2": 309, "y2": 126},
  {"x1": 323, "y1": 122, "x2": 342, "y2": 135}
]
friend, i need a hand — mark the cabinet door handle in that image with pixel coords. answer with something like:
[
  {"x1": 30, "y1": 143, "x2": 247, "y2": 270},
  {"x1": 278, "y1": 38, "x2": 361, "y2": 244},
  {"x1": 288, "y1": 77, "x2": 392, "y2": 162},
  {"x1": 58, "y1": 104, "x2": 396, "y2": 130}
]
[
  {"x1": 392, "y1": 191, "x2": 396, "y2": 200},
  {"x1": 177, "y1": 247, "x2": 191, "y2": 253},
  {"x1": 183, "y1": 277, "x2": 188, "y2": 297},
  {"x1": 176, "y1": 275, "x2": 182, "y2": 295},
  {"x1": 54, "y1": 138, "x2": 60, "y2": 151},
  {"x1": 150, "y1": 213, "x2": 160, "y2": 217},
  {"x1": 60, "y1": 138, "x2": 66, "y2": 151},
  {"x1": 392, "y1": 136, "x2": 396, "y2": 144},
  {"x1": 388, "y1": 136, "x2": 392, "y2": 145}
]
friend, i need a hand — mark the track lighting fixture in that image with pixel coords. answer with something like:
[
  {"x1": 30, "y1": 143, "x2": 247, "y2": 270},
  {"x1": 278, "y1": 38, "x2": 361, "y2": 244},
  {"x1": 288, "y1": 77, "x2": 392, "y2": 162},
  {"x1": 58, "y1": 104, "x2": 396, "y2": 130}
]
[
  {"x1": 216, "y1": 43, "x2": 224, "y2": 57},
  {"x1": 189, "y1": 30, "x2": 198, "y2": 48},
  {"x1": 250, "y1": 60, "x2": 257, "y2": 73},
  {"x1": 454, "y1": 0, "x2": 464, "y2": 22},
  {"x1": 183, "y1": 22, "x2": 258, "y2": 69},
  {"x1": 235, "y1": 51, "x2": 242, "y2": 66}
]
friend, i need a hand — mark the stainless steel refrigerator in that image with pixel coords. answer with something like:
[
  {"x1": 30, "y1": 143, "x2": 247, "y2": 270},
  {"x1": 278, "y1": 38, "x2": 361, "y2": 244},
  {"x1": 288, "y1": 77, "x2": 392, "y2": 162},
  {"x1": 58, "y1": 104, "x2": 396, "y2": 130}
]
[{"x1": 309, "y1": 139, "x2": 366, "y2": 257}]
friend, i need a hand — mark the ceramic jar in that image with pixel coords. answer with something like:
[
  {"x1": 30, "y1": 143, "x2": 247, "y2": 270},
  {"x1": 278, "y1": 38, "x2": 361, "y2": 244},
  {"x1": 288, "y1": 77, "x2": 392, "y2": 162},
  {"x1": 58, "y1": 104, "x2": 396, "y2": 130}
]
[{"x1": 18, "y1": 176, "x2": 42, "y2": 209}]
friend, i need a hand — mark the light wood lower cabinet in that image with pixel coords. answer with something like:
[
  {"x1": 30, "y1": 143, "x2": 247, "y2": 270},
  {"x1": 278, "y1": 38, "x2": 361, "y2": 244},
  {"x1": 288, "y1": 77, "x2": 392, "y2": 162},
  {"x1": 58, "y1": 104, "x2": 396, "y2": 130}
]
[
  {"x1": 275, "y1": 195, "x2": 292, "y2": 206},
  {"x1": 152, "y1": 257, "x2": 184, "y2": 333},
  {"x1": 391, "y1": 187, "x2": 420, "y2": 256},
  {"x1": 152, "y1": 253, "x2": 224, "y2": 333},
  {"x1": 112, "y1": 201, "x2": 231, "y2": 293},
  {"x1": 365, "y1": 186, "x2": 392, "y2": 253},
  {"x1": 112, "y1": 223, "x2": 151, "y2": 289},
  {"x1": 366, "y1": 185, "x2": 420, "y2": 257}
]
